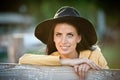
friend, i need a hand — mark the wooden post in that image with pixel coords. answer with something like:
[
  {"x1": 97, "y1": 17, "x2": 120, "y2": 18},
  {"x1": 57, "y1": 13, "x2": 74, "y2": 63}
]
[{"x1": 8, "y1": 34, "x2": 24, "y2": 63}]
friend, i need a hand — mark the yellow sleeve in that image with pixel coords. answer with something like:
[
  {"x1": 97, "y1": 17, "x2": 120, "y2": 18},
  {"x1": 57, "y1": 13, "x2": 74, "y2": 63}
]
[
  {"x1": 98, "y1": 51, "x2": 109, "y2": 69},
  {"x1": 90, "y1": 47, "x2": 109, "y2": 69},
  {"x1": 19, "y1": 54, "x2": 61, "y2": 66}
]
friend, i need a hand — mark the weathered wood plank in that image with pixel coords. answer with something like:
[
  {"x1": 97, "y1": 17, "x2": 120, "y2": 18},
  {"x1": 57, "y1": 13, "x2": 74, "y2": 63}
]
[{"x1": 0, "y1": 63, "x2": 120, "y2": 80}]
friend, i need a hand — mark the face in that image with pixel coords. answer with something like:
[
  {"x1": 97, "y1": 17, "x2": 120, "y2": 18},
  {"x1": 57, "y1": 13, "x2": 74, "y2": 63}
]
[{"x1": 54, "y1": 23, "x2": 81, "y2": 57}]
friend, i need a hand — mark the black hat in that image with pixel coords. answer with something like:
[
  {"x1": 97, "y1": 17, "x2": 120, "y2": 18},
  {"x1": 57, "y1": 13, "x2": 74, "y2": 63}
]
[{"x1": 35, "y1": 6, "x2": 97, "y2": 45}]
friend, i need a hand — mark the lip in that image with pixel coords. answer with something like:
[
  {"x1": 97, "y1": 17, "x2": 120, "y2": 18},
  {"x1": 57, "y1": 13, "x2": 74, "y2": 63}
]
[{"x1": 60, "y1": 46, "x2": 70, "y2": 51}]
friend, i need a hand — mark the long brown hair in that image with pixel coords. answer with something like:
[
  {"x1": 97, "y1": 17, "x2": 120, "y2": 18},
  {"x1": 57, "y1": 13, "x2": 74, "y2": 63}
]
[{"x1": 46, "y1": 20, "x2": 95, "y2": 55}]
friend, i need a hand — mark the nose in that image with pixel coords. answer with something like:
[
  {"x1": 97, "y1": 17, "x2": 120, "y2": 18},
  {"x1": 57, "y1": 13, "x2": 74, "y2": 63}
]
[{"x1": 61, "y1": 36, "x2": 68, "y2": 44}]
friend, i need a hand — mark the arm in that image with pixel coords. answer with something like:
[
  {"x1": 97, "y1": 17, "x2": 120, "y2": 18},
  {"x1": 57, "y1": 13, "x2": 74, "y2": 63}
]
[
  {"x1": 19, "y1": 54, "x2": 61, "y2": 66},
  {"x1": 60, "y1": 58, "x2": 101, "y2": 69},
  {"x1": 98, "y1": 52, "x2": 109, "y2": 69},
  {"x1": 19, "y1": 53, "x2": 101, "y2": 68},
  {"x1": 19, "y1": 54, "x2": 94, "y2": 67}
]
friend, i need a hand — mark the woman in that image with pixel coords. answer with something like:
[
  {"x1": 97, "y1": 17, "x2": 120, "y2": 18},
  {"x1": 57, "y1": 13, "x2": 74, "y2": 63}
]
[{"x1": 19, "y1": 6, "x2": 108, "y2": 80}]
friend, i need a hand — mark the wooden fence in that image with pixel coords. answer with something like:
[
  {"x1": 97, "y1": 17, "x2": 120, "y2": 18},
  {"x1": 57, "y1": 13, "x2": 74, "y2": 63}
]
[{"x1": 0, "y1": 63, "x2": 120, "y2": 80}]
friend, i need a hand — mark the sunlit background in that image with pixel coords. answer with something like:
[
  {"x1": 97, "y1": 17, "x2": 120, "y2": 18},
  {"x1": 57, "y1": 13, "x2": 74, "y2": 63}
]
[{"x1": 0, "y1": 0, "x2": 120, "y2": 69}]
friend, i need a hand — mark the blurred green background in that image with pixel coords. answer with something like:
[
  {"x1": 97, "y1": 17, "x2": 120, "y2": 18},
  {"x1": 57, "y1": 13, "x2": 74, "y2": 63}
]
[{"x1": 0, "y1": 0, "x2": 120, "y2": 69}]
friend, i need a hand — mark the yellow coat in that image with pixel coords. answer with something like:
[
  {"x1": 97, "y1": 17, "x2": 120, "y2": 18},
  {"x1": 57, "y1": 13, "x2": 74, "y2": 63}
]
[{"x1": 19, "y1": 48, "x2": 108, "y2": 69}]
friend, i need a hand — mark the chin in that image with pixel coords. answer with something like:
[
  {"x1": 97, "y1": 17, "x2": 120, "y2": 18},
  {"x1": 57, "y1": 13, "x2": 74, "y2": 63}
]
[{"x1": 59, "y1": 51, "x2": 70, "y2": 55}]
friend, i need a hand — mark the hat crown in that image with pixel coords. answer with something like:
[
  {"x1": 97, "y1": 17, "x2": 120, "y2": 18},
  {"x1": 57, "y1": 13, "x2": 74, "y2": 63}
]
[{"x1": 54, "y1": 6, "x2": 80, "y2": 18}]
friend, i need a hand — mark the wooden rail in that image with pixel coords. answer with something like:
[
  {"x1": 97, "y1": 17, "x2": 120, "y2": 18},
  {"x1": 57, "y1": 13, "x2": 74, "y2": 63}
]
[{"x1": 0, "y1": 63, "x2": 120, "y2": 80}]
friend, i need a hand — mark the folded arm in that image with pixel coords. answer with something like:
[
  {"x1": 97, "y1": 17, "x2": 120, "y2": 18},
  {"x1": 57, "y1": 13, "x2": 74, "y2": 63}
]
[{"x1": 19, "y1": 54, "x2": 61, "y2": 66}]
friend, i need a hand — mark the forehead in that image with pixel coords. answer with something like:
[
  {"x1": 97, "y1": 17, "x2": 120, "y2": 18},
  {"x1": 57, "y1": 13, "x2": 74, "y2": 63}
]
[{"x1": 54, "y1": 23, "x2": 77, "y2": 32}]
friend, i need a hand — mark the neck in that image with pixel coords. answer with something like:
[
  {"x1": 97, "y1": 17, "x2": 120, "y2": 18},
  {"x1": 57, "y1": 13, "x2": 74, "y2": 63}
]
[{"x1": 60, "y1": 51, "x2": 79, "y2": 59}]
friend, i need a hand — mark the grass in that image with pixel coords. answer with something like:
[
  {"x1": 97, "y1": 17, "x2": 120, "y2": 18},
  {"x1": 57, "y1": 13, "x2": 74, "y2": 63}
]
[{"x1": 100, "y1": 44, "x2": 120, "y2": 69}]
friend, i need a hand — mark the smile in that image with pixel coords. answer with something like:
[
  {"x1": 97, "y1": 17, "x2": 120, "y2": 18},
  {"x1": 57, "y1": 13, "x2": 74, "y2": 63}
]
[{"x1": 60, "y1": 46, "x2": 70, "y2": 51}]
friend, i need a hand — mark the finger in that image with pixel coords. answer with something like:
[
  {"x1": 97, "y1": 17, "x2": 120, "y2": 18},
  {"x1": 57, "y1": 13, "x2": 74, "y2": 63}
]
[
  {"x1": 91, "y1": 61, "x2": 102, "y2": 70},
  {"x1": 87, "y1": 62, "x2": 96, "y2": 69},
  {"x1": 74, "y1": 65, "x2": 78, "y2": 72},
  {"x1": 78, "y1": 64, "x2": 86, "y2": 80},
  {"x1": 88, "y1": 60, "x2": 102, "y2": 70},
  {"x1": 79, "y1": 58, "x2": 102, "y2": 70},
  {"x1": 78, "y1": 65, "x2": 83, "y2": 80},
  {"x1": 79, "y1": 58, "x2": 95, "y2": 69},
  {"x1": 81, "y1": 64, "x2": 86, "y2": 80},
  {"x1": 81, "y1": 64, "x2": 90, "y2": 80},
  {"x1": 84, "y1": 64, "x2": 90, "y2": 80}
]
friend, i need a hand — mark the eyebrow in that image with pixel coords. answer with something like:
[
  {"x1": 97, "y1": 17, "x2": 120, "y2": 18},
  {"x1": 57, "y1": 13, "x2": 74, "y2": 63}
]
[
  {"x1": 55, "y1": 32, "x2": 74, "y2": 34},
  {"x1": 55, "y1": 32, "x2": 61, "y2": 34},
  {"x1": 67, "y1": 32, "x2": 74, "y2": 34}
]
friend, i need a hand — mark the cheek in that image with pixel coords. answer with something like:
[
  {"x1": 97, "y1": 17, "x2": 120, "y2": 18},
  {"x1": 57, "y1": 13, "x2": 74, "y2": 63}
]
[
  {"x1": 54, "y1": 36, "x2": 61, "y2": 47},
  {"x1": 72, "y1": 37, "x2": 79, "y2": 43},
  {"x1": 54, "y1": 36, "x2": 58, "y2": 43},
  {"x1": 69, "y1": 38, "x2": 78, "y2": 47},
  {"x1": 72, "y1": 40, "x2": 78, "y2": 47},
  {"x1": 54, "y1": 38, "x2": 61, "y2": 51}
]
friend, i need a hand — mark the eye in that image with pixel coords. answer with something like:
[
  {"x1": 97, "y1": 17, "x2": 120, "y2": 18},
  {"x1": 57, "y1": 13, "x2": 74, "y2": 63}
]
[
  {"x1": 67, "y1": 33, "x2": 74, "y2": 38},
  {"x1": 55, "y1": 33, "x2": 61, "y2": 37}
]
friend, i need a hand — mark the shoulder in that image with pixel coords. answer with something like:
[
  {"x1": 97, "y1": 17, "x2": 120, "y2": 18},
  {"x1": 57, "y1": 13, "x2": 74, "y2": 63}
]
[
  {"x1": 19, "y1": 53, "x2": 46, "y2": 59},
  {"x1": 50, "y1": 51, "x2": 60, "y2": 56},
  {"x1": 79, "y1": 45, "x2": 102, "y2": 58},
  {"x1": 92, "y1": 46, "x2": 102, "y2": 55},
  {"x1": 80, "y1": 45, "x2": 101, "y2": 55}
]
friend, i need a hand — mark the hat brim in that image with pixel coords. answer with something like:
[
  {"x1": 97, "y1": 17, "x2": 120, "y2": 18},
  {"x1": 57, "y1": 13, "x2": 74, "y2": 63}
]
[{"x1": 35, "y1": 16, "x2": 97, "y2": 45}]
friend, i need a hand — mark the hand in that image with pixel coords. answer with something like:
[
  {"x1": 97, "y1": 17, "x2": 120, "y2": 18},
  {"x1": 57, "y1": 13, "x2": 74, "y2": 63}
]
[
  {"x1": 74, "y1": 64, "x2": 90, "y2": 80},
  {"x1": 60, "y1": 58, "x2": 102, "y2": 80},
  {"x1": 60, "y1": 58, "x2": 102, "y2": 70},
  {"x1": 78, "y1": 58, "x2": 102, "y2": 70},
  {"x1": 73, "y1": 58, "x2": 102, "y2": 80}
]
